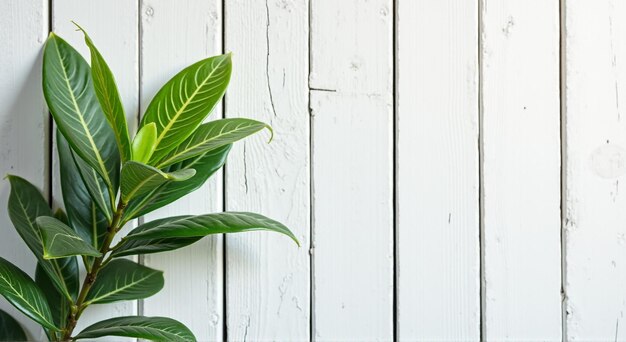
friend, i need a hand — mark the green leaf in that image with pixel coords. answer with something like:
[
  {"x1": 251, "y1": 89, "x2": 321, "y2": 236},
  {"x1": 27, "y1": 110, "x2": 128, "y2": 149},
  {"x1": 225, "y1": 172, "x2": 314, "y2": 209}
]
[
  {"x1": 36, "y1": 217, "x2": 102, "y2": 259},
  {"x1": 57, "y1": 132, "x2": 109, "y2": 255},
  {"x1": 112, "y1": 237, "x2": 201, "y2": 258},
  {"x1": 74, "y1": 316, "x2": 196, "y2": 341},
  {"x1": 74, "y1": 22, "x2": 132, "y2": 163},
  {"x1": 120, "y1": 161, "x2": 195, "y2": 203},
  {"x1": 123, "y1": 144, "x2": 231, "y2": 221},
  {"x1": 0, "y1": 309, "x2": 28, "y2": 341},
  {"x1": 7, "y1": 176, "x2": 74, "y2": 301},
  {"x1": 132, "y1": 122, "x2": 157, "y2": 163},
  {"x1": 112, "y1": 218, "x2": 201, "y2": 258},
  {"x1": 127, "y1": 212, "x2": 299, "y2": 246},
  {"x1": 43, "y1": 33, "x2": 120, "y2": 198},
  {"x1": 0, "y1": 257, "x2": 58, "y2": 331},
  {"x1": 85, "y1": 259, "x2": 163, "y2": 305},
  {"x1": 140, "y1": 53, "x2": 231, "y2": 164},
  {"x1": 35, "y1": 260, "x2": 76, "y2": 330},
  {"x1": 156, "y1": 118, "x2": 271, "y2": 168}
]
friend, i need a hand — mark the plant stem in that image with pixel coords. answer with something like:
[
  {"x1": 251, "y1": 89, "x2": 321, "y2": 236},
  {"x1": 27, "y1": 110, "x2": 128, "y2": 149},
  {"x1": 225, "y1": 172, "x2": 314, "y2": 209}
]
[{"x1": 60, "y1": 200, "x2": 127, "y2": 341}]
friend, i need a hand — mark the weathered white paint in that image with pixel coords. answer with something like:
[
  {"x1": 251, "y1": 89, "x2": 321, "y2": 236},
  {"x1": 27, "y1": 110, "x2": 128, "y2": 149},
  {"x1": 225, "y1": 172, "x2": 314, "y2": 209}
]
[
  {"x1": 139, "y1": 1, "x2": 225, "y2": 341},
  {"x1": 396, "y1": 0, "x2": 480, "y2": 340},
  {"x1": 4, "y1": 0, "x2": 626, "y2": 340},
  {"x1": 310, "y1": 0, "x2": 394, "y2": 340},
  {"x1": 0, "y1": 1, "x2": 49, "y2": 340},
  {"x1": 224, "y1": 0, "x2": 310, "y2": 340},
  {"x1": 481, "y1": 0, "x2": 562, "y2": 340},
  {"x1": 50, "y1": 0, "x2": 140, "y2": 335},
  {"x1": 563, "y1": 0, "x2": 626, "y2": 340}
]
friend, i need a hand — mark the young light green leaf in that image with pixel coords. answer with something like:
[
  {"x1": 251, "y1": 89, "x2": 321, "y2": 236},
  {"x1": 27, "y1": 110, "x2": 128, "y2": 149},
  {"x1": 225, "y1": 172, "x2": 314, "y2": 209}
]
[
  {"x1": 57, "y1": 132, "x2": 109, "y2": 256},
  {"x1": 156, "y1": 118, "x2": 271, "y2": 168},
  {"x1": 120, "y1": 161, "x2": 195, "y2": 203},
  {"x1": 7, "y1": 176, "x2": 74, "y2": 301},
  {"x1": 74, "y1": 316, "x2": 196, "y2": 341},
  {"x1": 132, "y1": 122, "x2": 157, "y2": 163},
  {"x1": 36, "y1": 217, "x2": 102, "y2": 259},
  {"x1": 127, "y1": 212, "x2": 300, "y2": 246},
  {"x1": 0, "y1": 257, "x2": 58, "y2": 331},
  {"x1": 85, "y1": 259, "x2": 163, "y2": 305},
  {"x1": 43, "y1": 33, "x2": 120, "y2": 198},
  {"x1": 74, "y1": 23, "x2": 132, "y2": 163},
  {"x1": 123, "y1": 144, "x2": 231, "y2": 221},
  {"x1": 0, "y1": 309, "x2": 28, "y2": 341},
  {"x1": 140, "y1": 53, "x2": 232, "y2": 164}
]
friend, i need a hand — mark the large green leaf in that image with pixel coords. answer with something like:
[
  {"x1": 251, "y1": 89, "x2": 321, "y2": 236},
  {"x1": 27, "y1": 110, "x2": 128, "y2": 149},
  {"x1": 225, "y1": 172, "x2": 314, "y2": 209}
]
[
  {"x1": 0, "y1": 257, "x2": 58, "y2": 331},
  {"x1": 112, "y1": 237, "x2": 201, "y2": 258},
  {"x1": 132, "y1": 122, "x2": 157, "y2": 163},
  {"x1": 0, "y1": 309, "x2": 28, "y2": 341},
  {"x1": 156, "y1": 118, "x2": 271, "y2": 168},
  {"x1": 43, "y1": 33, "x2": 120, "y2": 197},
  {"x1": 57, "y1": 132, "x2": 109, "y2": 255},
  {"x1": 74, "y1": 316, "x2": 196, "y2": 341},
  {"x1": 127, "y1": 212, "x2": 299, "y2": 246},
  {"x1": 85, "y1": 259, "x2": 163, "y2": 305},
  {"x1": 112, "y1": 218, "x2": 201, "y2": 258},
  {"x1": 123, "y1": 144, "x2": 231, "y2": 221},
  {"x1": 36, "y1": 217, "x2": 102, "y2": 259},
  {"x1": 120, "y1": 161, "x2": 195, "y2": 203},
  {"x1": 75, "y1": 23, "x2": 132, "y2": 163},
  {"x1": 7, "y1": 176, "x2": 74, "y2": 300},
  {"x1": 140, "y1": 53, "x2": 231, "y2": 164}
]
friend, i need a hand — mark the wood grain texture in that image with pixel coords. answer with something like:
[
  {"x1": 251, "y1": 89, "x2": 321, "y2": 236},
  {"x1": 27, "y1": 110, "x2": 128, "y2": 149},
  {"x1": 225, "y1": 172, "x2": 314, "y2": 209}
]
[
  {"x1": 481, "y1": 0, "x2": 562, "y2": 339},
  {"x1": 139, "y1": 1, "x2": 225, "y2": 340},
  {"x1": 396, "y1": 0, "x2": 480, "y2": 340},
  {"x1": 310, "y1": 0, "x2": 393, "y2": 340},
  {"x1": 50, "y1": 0, "x2": 140, "y2": 335},
  {"x1": 224, "y1": 0, "x2": 310, "y2": 340},
  {"x1": 563, "y1": 0, "x2": 626, "y2": 340},
  {"x1": 0, "y1": 1, "x2": 49, "y2": 339}
]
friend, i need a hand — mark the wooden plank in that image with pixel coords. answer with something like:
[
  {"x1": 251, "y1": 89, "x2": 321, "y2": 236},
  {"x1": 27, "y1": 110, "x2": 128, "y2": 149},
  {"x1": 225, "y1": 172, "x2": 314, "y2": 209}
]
[
  {"x1": 50, "y1": 0, "x2": 139, "y2": 333},
  {"x1": 310, "y1": 0, "x2": 393, "y2": 340},
  {"x1": 481, "y1": 0, "x2": 562, "y2": 339},
  {"x1": 0, "y1": 1, "x2": 49, "y2": 339},
  {"x1": 139, "y1": 1, "x2": 224, "y2": 340},
  {"x1": 224, "y1": 0, "x2": 310, "y2": 340},
  {"x1": 563, "y1": 0, "x2": 626, "y2": 339},
  {"x1": 396, "y1": 0, "x2": 480, "y2": 340}
]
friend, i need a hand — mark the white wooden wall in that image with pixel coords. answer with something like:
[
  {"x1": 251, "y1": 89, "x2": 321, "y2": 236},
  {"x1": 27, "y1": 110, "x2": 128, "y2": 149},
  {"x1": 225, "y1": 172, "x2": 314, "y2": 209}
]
[{"x1": 3, "y1": 0, "x2": 626, "y2": 341}]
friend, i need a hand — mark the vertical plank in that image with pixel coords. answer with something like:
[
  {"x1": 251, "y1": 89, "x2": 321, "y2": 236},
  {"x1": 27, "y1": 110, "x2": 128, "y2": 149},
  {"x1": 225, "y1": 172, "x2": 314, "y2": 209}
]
[
  {"x1": 310, "y1": 0, "x2": 393, "y2": 340},
  {"x1": 139, "y1": 1, "x2": 225, "y2": 340},
  {"x1": 0, "y1": 1, "x2": 49, "y2": 339},
  {"x1": 396, "y1": 0, "x2": 480, "y2": 340},
  {"x1": 224, "y1": 0, "x2": 310, "y2": 340},
  {"x1": 481, "y1": 0, "x2": 562, "y2": 339},
  {"x1": 564, "y1": 0, "x2": 626, "y2": 340},
  {"x1": 51, "y1": 0, "x2": 139, "y2": 332}
]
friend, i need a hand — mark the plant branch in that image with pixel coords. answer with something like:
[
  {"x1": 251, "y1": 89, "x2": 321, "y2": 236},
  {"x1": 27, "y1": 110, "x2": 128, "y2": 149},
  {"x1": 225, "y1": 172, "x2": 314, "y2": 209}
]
[{"x1": 60, "y1": 200, "x2": 127, "y2": 341}]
